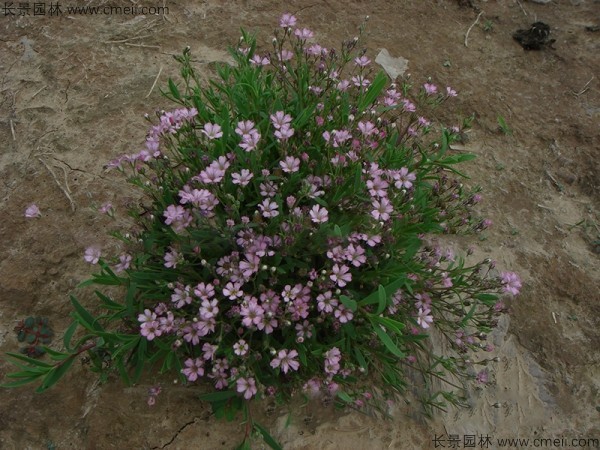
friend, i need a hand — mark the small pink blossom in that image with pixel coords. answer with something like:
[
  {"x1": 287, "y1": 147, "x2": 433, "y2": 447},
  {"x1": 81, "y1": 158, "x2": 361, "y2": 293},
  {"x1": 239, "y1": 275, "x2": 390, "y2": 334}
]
[
  {"x1": 233, "y1": 339, "x2": 249, "y2": 356},
  {"x1": 24, "y1": 204, "x2": 41, "y2": 218},
  {"x1": 115, "y1": 254, "x2": 132, "y2": 273},
  {"x1": 279, "y1": 13, "x2": 297, "y2": 28},
  {"x1": 201, "y1": 123, "x2": 223, "y2": 140},
  {"x1": 84, "y1": 247, "x2": 101, "y2": 264},
  {"x1": 446, "y1": 86, "x2": 458, "y2": 97},
  {"x1": 258, "y1": 199, "x2": 279, "y2": 218},
  {"x1": 309, "y1": 204, "x2": 329, "y2": 223},
  {"x1": 476, "y1": 369, "x2": 489, "y2": 384},
  {"x1": 181, "y1": 357, "x2": 204, "y2": 382},
  {"x1": 354, "y1": 55, "x2": 371, "y2": 67},
  {"x1": 99, "y1": 202, "x2": 113, "y2": 215},
  {"x1": 236, "y1": 377, "x2": 258, "y2": 399},
  {"x1": 279, "y1": 156, "x2": 300, "y2": 173},
  {"x1": 501, "y1": 271, "x2": 522, "y2": 296},
  {"x1": 277, "y1": 49, "x2": 294, "y2": 62},
  {"x1": 330, "y1": 264, "x2": 352, "y2": 287},
  {"x1": 270, "y1": 349, "x2": 300, "y2": 374},
  {"x1": 294, "y1": 28, "x2": 314, "y2": 40},
  {"x1": 423, "y1": 83, "x2": 438, "y2": 95},
  {"x1": 417, "y1": 307, "x2": 434, "y2": 329},
  {"x1": 231, "y1": 169, "x2": 253, "y2": 187}
]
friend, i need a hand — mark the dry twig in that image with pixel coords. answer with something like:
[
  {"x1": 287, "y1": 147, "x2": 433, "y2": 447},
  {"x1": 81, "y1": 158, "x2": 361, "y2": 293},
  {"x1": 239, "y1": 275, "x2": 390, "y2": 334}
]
[
  {"x1": 571, "y1": 76, "x2": 594, "y2": 97},
  {"x1": 145, "y1": 66, "x2": 163, "y2": 98},
  {"x1": 464, "y1": 11, "x2": 484, "y2": 47},
  {"x1": 38, "y1": 158, "x2": 76, "y2": 211}
]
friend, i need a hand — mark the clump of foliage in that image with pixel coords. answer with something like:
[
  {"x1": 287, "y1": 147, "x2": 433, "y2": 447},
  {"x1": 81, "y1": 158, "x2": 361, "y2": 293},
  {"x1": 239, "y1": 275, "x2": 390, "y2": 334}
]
[{"x1": 3, "y1": 14, "x2": 521, "y2": 449}]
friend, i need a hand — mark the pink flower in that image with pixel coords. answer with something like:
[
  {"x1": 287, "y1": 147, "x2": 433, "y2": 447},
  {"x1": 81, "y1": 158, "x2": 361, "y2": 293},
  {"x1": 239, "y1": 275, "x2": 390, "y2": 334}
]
[
  {"x1": 99, "y1": 202, "x2": 113, "y2": 215},
  {"x1": 163, "y1": 204, "x2": 186, "y2": 225},
  {"x1": 357, "y1": 121, "x2": 377, "y2": 137},
  {"x1": 274, "y1": 125, "x2": 295, "y2": 142},
  {"x1": 24, "y1": 204, "x2": 41, "y2": 218},
  {"x1": 258, "y1": 199, "x2": 279, "y2": 218},
  {"x1": 446, "y1": 86, "x2": 458, "y2": 97},
  {"x1": 239, "y1": 130, "x2": 261, "y2": 152},
  {"x1": 181, "y1": 357, "x2": 204, "y2": 382},
  {"x1": 423, "y1": 83, "x2": 438, "y2": 95},
  {"x1": 476, "y1": 369, "x2": 489, "y2": 384},
  {"x1": 309, "y1": 204, "x2": 329, "y2": 223},
  {"x1": 393, "y1": 167, "x2": 416, "y2": 189},
  {"x1": 236, "y1": 377, "x2": 258, "y2": 399},
  {"x1": 235, "y1": 120, "x2": 256, "y2": 136},
  {"x1": 84, "y1": 247, "x2": 101, "y2": 264},
  {"x1": 270, "y1": 111, "x2": 293, "y2": 129},
  {"x1": 231, "y1": 169, "x2": 253, "y2": 187},
  {"x1": 233, "y1": 339, "x2": 249, "y2": 356},
  {"x1": 164, "y1": 248, "x2": 180, "y2": 268},
  {"x1": 140, "y1": 321, "x2": 162, "y2": 340},
  {"x1": 417, "y1": 307, "x2": 434, "y2": 329},
  {"x1": 330, "y1": 264, "x2": 352, "y2": 287},
  {"x1": 294, "y1": 28, "x2": 314, "y2": 40},
  {"x1": 334, "y1": 304, "x2": 354, "y2": 323},
  {"x1": 371, "y1": 197, "x2": 393, "y2": 221},
  {"x1": 250, "y1": 54, "x2": 270, "y2": 66},
  {"x1": 279, "y1": 13, "x2": 297, "y2": 28},
  {"x1": 354, "y1": 55, "x2": 371, "y2": 67},
  {"x1": 270, "y1": 349, "x2": 300, "y2": 374},
  {"x1": 114, "y1": 254, "x2": 132, "y2": 272},
  {"x1": 501, "y1": 271, "x2": 522, "y2": 296},
  {"x1": 201, "y1": 123, "x2": 223, "y2": 140},
  {"x1": 279, "y1": 155, "x2": 300, "y2": 173},
  {"x1": 277, "y1": 49, "x2": 294, "y2": 62}
]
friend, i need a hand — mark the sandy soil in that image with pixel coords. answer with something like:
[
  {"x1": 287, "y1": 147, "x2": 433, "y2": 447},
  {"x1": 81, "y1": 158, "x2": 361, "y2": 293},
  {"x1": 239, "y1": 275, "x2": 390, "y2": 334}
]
[{"x1": 1, "y1": 0, "x2": 598, "y2": 448}]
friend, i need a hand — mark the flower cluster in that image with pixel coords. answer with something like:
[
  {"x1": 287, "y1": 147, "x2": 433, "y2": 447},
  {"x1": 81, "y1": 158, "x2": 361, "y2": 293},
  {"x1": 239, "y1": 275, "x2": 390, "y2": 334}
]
[{"x1": 75, "y1": 14, "x2": 520, "y2": 415}]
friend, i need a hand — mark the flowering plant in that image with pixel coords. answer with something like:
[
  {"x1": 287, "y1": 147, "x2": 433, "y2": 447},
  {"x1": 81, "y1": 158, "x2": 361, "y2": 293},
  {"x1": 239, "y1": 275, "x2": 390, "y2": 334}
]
[{"x1": 4, "y1": 14, "x2": 521, "y2": 449}]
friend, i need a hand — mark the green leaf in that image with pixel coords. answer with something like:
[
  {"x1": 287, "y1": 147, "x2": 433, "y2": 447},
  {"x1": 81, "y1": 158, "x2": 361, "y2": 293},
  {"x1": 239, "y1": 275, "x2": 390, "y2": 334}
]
[
  {"x1": 339, "y1": 295, "x2": 357, "y2": 312},
  {"x1": 375, "y1": 284, "x2": 387, "y2": 315},
  {"x1": 371, "y1": 322, "x2": 405, "y2": 358},
  {"x1": 70, "y1": 296, "x2": 104, "y2": 332},
  {"x1": 198, "y1": 390, "x2": 238, "y2": 403},
  {"x1": 5, "y1": 352, "x2": 53, "y2": 368},
  {"x1": 42, "y1": 347, "x2": 72, "y2": 361},
  {"x1": 460, "y1": 303, "x2": 477, "y2": 327},
  {"x1": 358, "y1": 71, "x2": 388, "y2": 112},
  {"x1": 354, "y1": 347, "x2": 368, "y2": 373},
  {"x1": 336, "y1": 391, "x2": 353, "y2": 404},
  {"x1": 333, "y1": 224, "x2": 343, "y2": 238},
  {"x1": 36, "y1": 357, "x2": 75, "y2": 393},
  {"x1": 168, "y1": 78, "x2": 181, "y2": 100},
  {"x1": 253, "y1": 422, "x2": 283, "y2": 450}
]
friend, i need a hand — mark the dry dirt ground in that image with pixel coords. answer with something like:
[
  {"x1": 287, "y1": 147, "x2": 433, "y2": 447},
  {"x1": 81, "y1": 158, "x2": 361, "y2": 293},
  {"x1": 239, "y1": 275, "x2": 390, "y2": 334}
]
[{"x1": 1, "y1": 0, "x2": 599, "y2": 449}]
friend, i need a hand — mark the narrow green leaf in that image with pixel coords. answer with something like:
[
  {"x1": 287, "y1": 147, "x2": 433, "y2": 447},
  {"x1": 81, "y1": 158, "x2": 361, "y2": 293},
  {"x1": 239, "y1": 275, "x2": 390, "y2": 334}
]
[
  {"x1": 339, "y1": 295, "x2": 357, "y2": 312},
  {"x1": 375, "y1": 284, "x2": 387, "y2": 315},
  {"x1": 63, "y1": 321, "x2": 78, "y2": 351},
  {"x1": 168, "y1": 78, "x2": 181, "y2": 100},
  {"x1": 253, "y1": 422, "x2": 283, "y2": 450},
  {"x1": 371, "y1": 322, "x2": 405, "y2": 358},
  {"x1": 198, "y1": 390, "x2": 238, "y2": 402},
  {"x1": 354, "y1": 347, "x2": 368, "y2": 373},
  {"x1": 358, "y1": 71, "x2": 388, "y2": 112},
  {"x1": 336, "y1": 391, "x2": 353, "y2": 403},
  {"x1": 5, "y1": 352, "x2": 53, "y2": 368},
  {"x1": 70, "y1": 295, "x2": 104, "y2": 332},
  {"x1": 36, "y1": 357, "x2": 75, "y2": 393},
  {"x1": 42, "y1": 347, "x2": 72, "y2": 361},
  {"x1": 333, "y1": 224, "x2": 343, "y2": 238}
]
